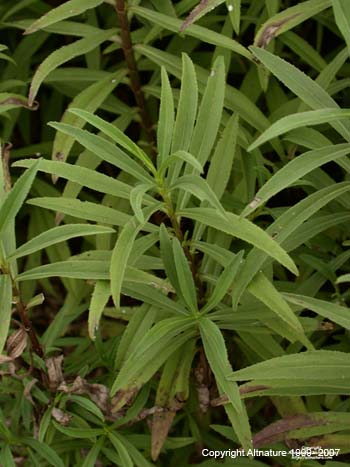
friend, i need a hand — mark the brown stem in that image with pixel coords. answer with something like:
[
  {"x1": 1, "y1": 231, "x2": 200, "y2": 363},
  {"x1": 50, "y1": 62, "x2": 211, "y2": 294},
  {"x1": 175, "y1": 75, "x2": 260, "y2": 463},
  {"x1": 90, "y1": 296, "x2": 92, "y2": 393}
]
[{"x1": 115, "y1": 0, "x2": 156, "y2": 153}]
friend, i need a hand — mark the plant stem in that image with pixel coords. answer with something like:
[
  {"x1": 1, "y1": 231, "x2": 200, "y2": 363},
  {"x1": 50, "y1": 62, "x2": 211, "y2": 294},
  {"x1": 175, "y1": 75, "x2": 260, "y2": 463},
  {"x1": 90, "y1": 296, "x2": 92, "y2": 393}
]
[{"x1": 115, "y1": 0, "x2": 156, "y2": 153}]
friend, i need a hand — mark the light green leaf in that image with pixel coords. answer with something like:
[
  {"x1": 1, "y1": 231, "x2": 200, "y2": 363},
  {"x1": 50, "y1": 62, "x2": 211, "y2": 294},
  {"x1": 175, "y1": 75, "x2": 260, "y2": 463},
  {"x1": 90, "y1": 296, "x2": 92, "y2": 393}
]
[
  {"x1": 157, "y1": 67, "x2": 175, "y2": 166},
  {"x1": 110, "y1": 317, "x2": 195, "y2": 404},
  {"x1": 48, "y1": 122, "x2": 152, "y2": 183},
  {"x1": 0, "y1": 161, "x2": 39, "y2": 234},
  {"x1": 132, "y1": 6, "x2": 251, "y2": 59},
  {"x1": 8, "y1": 224, "x2": 114, "y2": 260},
  {"x1": 249, "y1": 109, "x2": 350, "y2": 151},
  {"x1": 170, "y1": 175, "x2": 226, "y2": 217},
  {"x1": 0, "y1": 275, "x2": 12, "y2": 355},
  {"x1": 200, "y1": 251, "x2": 243, "y2": 314},
  {"x1": 23, "y1": 438, "x2": 64, "y2": 467},
  {"x1": 336, "y1": 273, "x2": 350, "y2": 284},
  {"x1": 27, "y1": 197, "x2": 134, "y2": 228},
  {"x1": 172, "y1": 238, "x2": 197, "y2": 315},
  {"x1": 178, "y1": 207, "x2": 298, "y2": 275},
  {"x1": 171, "y1": 54, "x2": 198, "y2": 155},
  {"x1": 82, "y1": 437, "x2": 105, "y2": 467},
  {"x1": 283, "y1": 294, "x2": 350, "y2": 330},
  {"x1": 250, "y1": 46, "x2": 350, "y2": 142},
  {"x1": 110, "y1": 219, "x2": 141, "y2": 309},
  {"x1": 232, "y1": 182, "x2": 350, "y2": 307},
  {"x1": 228, "y1": 351, "x2": 350, "y2": 396},
  {"x1": 130, "y1": 183, "x2": 154, "y2": 224},
  {"x1": 0, "y1": 445, "x2": 15, "y2": 467},
  {"x1": 88, "y1": 280, "x2": 110, "y2": 340},
  {"x1": 160, "y1": 150, "x2": 203, "y2": 176},
  {"x1": 24, "y1": 0, "x2": 105, "y2": 35},
  {"x1": 254, "y1": 0, "x2": 331, "y2": 48},
  {"x1": 207, "y1": 113, "x2": 238, "y2": 200},
  {"x1": 13, "y1": 158, "x2": 132, "y2": 201},
  {"x1": 108, "y1": 433, "x2": 133, "y2": 467},
  {"x1": 52, "y1": 70, "x2": 126, "y2": 165},
  {"x1": 247, "y1": 273, "x2": 309, "y2": 345},
  {"x1": 51, "y1": 423, "x2": 103, "y2": 439},
  {"x1": 68, "y1": 108, "x2": 155, "y2": 173},
  {"x1": 199, "y1": 318, "x2": 252, "y2": 451},
  {"x1": 241, "y1": 144, "x2": 350, "y2": 217},
  {"x1": 332, "y1": 0, "x2": 350, "y2": 54},
  {"x1": 28, "y1": 29, "x2": 116, "y2": 105},
  {"x1": 180, "y1": 0, "x2": 225, "y2": 31}
]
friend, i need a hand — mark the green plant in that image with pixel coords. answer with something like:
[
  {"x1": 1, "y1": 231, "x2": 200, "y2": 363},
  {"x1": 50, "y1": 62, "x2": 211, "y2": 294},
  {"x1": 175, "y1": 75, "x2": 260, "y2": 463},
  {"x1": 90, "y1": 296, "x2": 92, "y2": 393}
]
[{"x1": 0, "y1": 0, "x2": 350, "y2": 465}]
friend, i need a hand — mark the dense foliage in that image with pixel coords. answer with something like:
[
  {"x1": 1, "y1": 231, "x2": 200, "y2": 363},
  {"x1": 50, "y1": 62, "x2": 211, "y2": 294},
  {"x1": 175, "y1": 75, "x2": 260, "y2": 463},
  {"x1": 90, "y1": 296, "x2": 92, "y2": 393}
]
[{"x1": 0, "y1": 0, "x2": 350, "y2": 465}]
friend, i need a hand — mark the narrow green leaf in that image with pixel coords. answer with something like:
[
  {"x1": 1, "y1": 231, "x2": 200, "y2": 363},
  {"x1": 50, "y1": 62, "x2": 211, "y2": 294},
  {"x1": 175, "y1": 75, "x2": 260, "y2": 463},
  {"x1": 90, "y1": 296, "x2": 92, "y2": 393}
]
[
  {"x1": 132, "y1": 6, "x2": 251, "y2": 59},
  {"x1": 170, "y1": 175, "x2": 226, "y2": 217},
  {"x1": 0, "y1": 445, "x2": 15, "y2": 467},
  {"x1": 68, "y1": 108, "x2": 155, "y2": 173},
  {"x1": 207, "y1": 113, "x2": 238, "y2": 200},
  {"x1": 332, "y1": 0, "x2": 350, "y2": 54},
  {"x1": 180, "y1": 0, "x2": 225, "y2": 31},
  {"x1": 108, "y1": 433, "x2": 133, "y2": 467},
  {"x1": 172, "y1": 238, "x2": 197, "y2": 314},
  {"x1": 130, "y1": 183, "x2": 154, "y2": 224},
  {"x1": 110, "y1": 219, "x2": 141, "y2": 309},
  {"x1": 228, "y1": 351, "x2": 350, "y2": 396},
  {"x1": 110, "y1": 317, "x2": 195, "y2": 401},
  {"x1": 27, "y1": 197, "x2": 134, "y2": 228},
  {"x1": 249, "y1": 109, "x2": 350, "y2": 151},
  {"x1": 201, "y1": 252, "x2": 243, "y2": 314},
  {"x1": 171, "y1": 54, "x2": 198, "y2": 155},
  {"x1": 178, "y1": 207, "x2": 298, "y2": 275},
  {"x1": 160, "y1": 150, "x2": 203, "y2": 176},
  {"x1": 283, "y1": 294, "x2": 350, "y2": 330},
  {"x1": 157, "y1": 67, "x2": 175, "y2": 166},
  {"x1": 24, "y1": 0, "x2": 104, "y2": 35},
  {"x1": 13, "y1": 158, "x2": 132, "y2": 201},
  {"x1": 8, "y1": 224, "x2": 114, "y2": 260},
  {"x1": 0, "y1": 275, "x2": 12, "y2": 355},
  {"x1": 48, "y1": 122, "x2": 152, "y2": 183},
  {"x1": 88, "y1": 280, "x2": 110, "y2": 340},
  {"x1": 23, "y1": 439, "x2": 64, "y2": 467},
  {"x1": 82, "y1": 437, "x2": 105, "y2": 467},
  {"x1": 250, "y1": 46, "x2": 350, "y2": 142},
  {"x1": 242, "y1": 144, "x2": 350, "y2": 217},
  {"x1": 199, "y1": 318, "x2": 252, "y2": 451},
  {"x1": 52, "y1": 70, "x2": 126, "y2": 164},
  {"x1": 254, "y1": 0, "x2": 331, "y2": 48},
  {"x1": 28, "y1": 29, "x2": 116, "y2": 105},
  {"x1": 0, "y1": 161, "x2": 39, "y2": 234},
  {"x1": 247, "y1": 273, "x2": 309, "y2": 345}
]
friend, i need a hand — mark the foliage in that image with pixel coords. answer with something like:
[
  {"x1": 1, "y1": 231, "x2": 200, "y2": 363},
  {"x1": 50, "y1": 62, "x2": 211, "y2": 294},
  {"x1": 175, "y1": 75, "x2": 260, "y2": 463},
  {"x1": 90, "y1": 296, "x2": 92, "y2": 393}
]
[{"x1": 0, "y1": 0, "x2": 350, "y2": 465}]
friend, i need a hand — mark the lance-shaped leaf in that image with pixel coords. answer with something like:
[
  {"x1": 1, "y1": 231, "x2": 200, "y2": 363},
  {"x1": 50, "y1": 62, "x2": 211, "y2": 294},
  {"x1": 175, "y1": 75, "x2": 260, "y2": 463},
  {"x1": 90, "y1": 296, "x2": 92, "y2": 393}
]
[
  {"x1": 0, "y1": 160, "x2": 39, "y2": 234},
  {"x1": 68, "y1": 108, "x2": 155, "y2": 173},
  {"x1": 157, "y1": 67, "x2": 175, "y2": 166},
  {"x1": 332, "y1": 0, "x2": 350, "y2": 54},
  {"x1": 228, "y1": 351, "x2": 350, "y2": 396},
  {"x1": 180, "y1": 0, "x2": 225, "y2": 31},
  {"x1": 283, "y1": 293, "x2": 350, "y2": 330},
  {"x1": 249, "y1": 109, "x2": 350, "y2": 152},
  {"x1": 172, "y1": 237, "x2": 198, "y2": 315},
  {"x1": 24, "y1": 0, "x2": 105, "y2": 35},
  {"x1": 178, "y1": 207, "x2": 298, "y2": 275},
  {"x1": 200, "y1": 318, "x2": 252, "y2": 451},
  {"x1": 28, "y1": 29, "x2": 116, "y2": 105},
  {"x1": 88, "y1": 280, "x2": 110, "y2": 340},
  {"x1": 8, "y1": 224, "x2": 114, "y2": 260},
  {"x1": 48, "y1": 122, "x2": 152, "y2": 183},
  {"x1": 0, "y1": 275, "x2": 12, "y2": 355},
  {"x1": 242, "y1": 144, "x2": 350, "y2": 217},
  {"x1": 200, "y1": 251, "x2": 244, "y2": 314},
  {"x1": 247, "y1": 273, "x2": 311, "y2": 347},
  {"x1": 110, "y1": 317, "x2": 196, "y2": 408}
]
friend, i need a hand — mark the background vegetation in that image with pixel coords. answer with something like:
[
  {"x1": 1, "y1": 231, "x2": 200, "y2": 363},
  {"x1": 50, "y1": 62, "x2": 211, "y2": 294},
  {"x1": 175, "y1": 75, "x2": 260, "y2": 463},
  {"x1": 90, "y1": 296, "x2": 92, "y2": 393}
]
[{"x1": 0, "y1": 0, "x2": 350, "y2": 465}]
